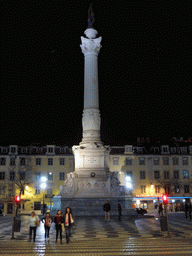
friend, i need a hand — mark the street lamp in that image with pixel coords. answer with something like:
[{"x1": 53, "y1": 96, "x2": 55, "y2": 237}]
[
  {"x1": 40, "y1": 177, "x2": 47, "y2": 215},
  {"x1": 125, "y1": 176, "x2": 132, "y2": 189}
]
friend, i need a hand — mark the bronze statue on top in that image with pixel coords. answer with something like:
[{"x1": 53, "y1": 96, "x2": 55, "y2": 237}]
[{"x1": 88, "y1": 4, "x2": 95, "y2": 28}]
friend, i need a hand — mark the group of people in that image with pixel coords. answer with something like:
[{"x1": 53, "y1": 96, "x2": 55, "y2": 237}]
[
  {"x1": 103, "y1": 200, "x2": 122, "y2": 221},
  {"x1": 28, "y1": 207, "x2": 74, "y2": 244}
]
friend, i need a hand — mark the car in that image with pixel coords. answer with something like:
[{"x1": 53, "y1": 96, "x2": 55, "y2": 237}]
[{"x1": 135, "y1": 208, "x2": 148, "y2": 214}]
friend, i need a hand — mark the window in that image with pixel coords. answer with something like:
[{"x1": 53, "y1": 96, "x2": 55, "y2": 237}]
[
  {"x1": 10, "y1": 147, "x2": 16, "y2": 153},
  {"x1": 164, "y1": 171, "x2": 169, "y2": 179},
  {"x1": 180, "y1": 147, "x2": 187, "y2": 154},
  {"x1": 125, "y1": 158, "x2": 132, "y2": 166},
  {"x1": 35, "y1": 185, "x2": 40, "y2": 195},
  {"x1": 48, "y1": 172, "x2": 53, "y2": 180},
  {"x1": 35, "y1": 172, "x2": 40, "y2": 181},
  {"x1": 182, "y1": 157, "x2": 188, "y2": 165},
  {"x1": 113, "y1": 157, "x2": 119, "y2": 165},
  {"x1": 0, "y1": 187, "x2": 5, "y2": 195},
  {"x1": 161, "y1": 146, "x2": 169, "y2": 153},
  {"x1": 137, "y1": 147, "x2": 143, "y2": 154},
  {"x1": 189, "y1": 146, "x2": 192, "y2": 154},
  {"x1": 19, "y1": 172, "x2": 25, "y2": 180},
  {"x1": 60, "y1": 158, "x2": 65, "y2": 165},
  {"x1": 20, "y1": 158, "x2": 26, "y2": 166},
  {"x1": 36, "y1": 158, "x2": 41, "y2": 165},
  {"x1": 2, "y1": 148, "x2": 7, "y2": 153},
  {"x1": 0, "y1": 158, "x2": 6, "y2": 166},
  {"x1": 60, "y1": 147, "x2": 66, "y2": 154},
  {"x1": 183, "y1": 170, "x2": 189, "y2": 179},
  {"x1": 141, "y1": 185, "x2": 146, "y2": 193},
  {"x1": 10, "y1": 158, "x2": 16, "y2": 166},
  {"x1": 125, "y1": 146, "x2": 132, "y2": 153},
  {"x1": 155, "y1": 185, "x2": 160, "y2": 193},
  {"x1": 0, "y1": 172, "x2": 5, "y2": 180},
  {"x1": 163, "y1": 157, "x2": 169, "y2": 165},
  {"x1": 154, "y1": 171, "x2": 160, "y2": 179},
  {"x1": 21, "y1": 147, "x2": 27, "y2": 154},
  {"x1": 139, "y1": 158, "x2": 145, "y2": 165},
  {"x1": 174, "y1": 184, "x2": 180, "y2": 193},
  {"x1": 60, "y1": 172, "x2": 65, "y2": 180},
  {"x1": 174, "y1": 170, "x2": 179, "y2": 179},
  {"x1": 140, "y1": 171, "x2": 146, "y2": 179},
  {"x1": 173, "y1": 157, "x2": 179, "y2": 165},
  {"x1": 10, "y1": 172, "x2": 15, "y2": 181},
  {"x1": 154, "y1": 158, "x2": 159, "y2": 165},
  {"x1": 48, "y1": 158, "x2": 53, "y2": 165},
  {"x1": 171, "y1": 148, "x2": 176, "y2": 154},
  {"x1": 126, "y1": 171, "x2": 132, "y2": 178},
  {"x1": 184, "y1": 185, "x2": 190, "y2": 193},
  {"x1": 48, "y1": 147, "x2": 53, "y2": 153}
]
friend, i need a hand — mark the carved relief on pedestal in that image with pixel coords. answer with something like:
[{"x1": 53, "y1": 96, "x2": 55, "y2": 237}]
[{"x1": 82, "y1": 109, "x2": 100, "y2": 131}]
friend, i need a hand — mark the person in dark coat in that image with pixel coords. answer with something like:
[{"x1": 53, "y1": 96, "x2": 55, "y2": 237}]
[
  {"x1": 185, "y1": 203, "x2": 188, "y2": 219},
  {"x1": 64, "y1": 207, "x2": 75, "y2": 244},
  {"x1": 103, "y1": 200, "x2": 111, "y2": 222},
  {"x1": 54, "y1": 210, "x2": 64, "y2": 244},
  {"x1": 118, "y1": 201, "x2": 122, "y2": 221},
  {"x1": 188, "y1": 203, "x2": 192, "y2": 220},
  {"x1": 158, "y1": 203, "x2": 163, "y2": 216}
]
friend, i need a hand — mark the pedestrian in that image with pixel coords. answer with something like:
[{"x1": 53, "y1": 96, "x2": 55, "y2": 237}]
[
  {"x1": 64, "y1": 207, "x2": 75, "y2": 244},
  {"x1": 42, "y1": 212, "x2": 52, "y2": 241},
  {"x1": 54, "y1": 210, "x2": 64, "y2": 244},
  {"x1": 118, "y1": 200, "x2": 122, "y2": 221},
  {"x1": 188, "y1": 203, "x2": 192, "y2": 220},
  {"x1": 103, "y1": 200, "x2": 111, "y2": 222},
  {"x1": 28, "y1": 211, "x2": 40, "y2": 242},
  {"x1": 158, "y1": 203, "x2": 163, "y2": 216},
  {"x1": 185, "y1": 203, "x2": 188, "y2": 219}
]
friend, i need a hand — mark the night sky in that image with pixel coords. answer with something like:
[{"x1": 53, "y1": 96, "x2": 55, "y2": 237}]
[{"x1": 2, "y1": 1, "x2": 191, "y2": 147}]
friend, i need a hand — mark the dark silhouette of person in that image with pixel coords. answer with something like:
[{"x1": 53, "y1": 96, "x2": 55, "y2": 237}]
[
  {"x1": 188, "y1": 203, "x2": 191, "y2": 220},
  {"x1": 118, "y1": 201, "x2": 122, "y2": 221},
  {"x1": 185, "y1": 203, "x2": 189, "y2": 219},
  {"x1": 103, "y1": 200, "x2": 111, "y2": 222}
]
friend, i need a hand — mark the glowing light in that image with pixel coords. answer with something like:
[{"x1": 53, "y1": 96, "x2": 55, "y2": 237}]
[
  {"x1": 126, "y1": 182, "x2": 132, "y2": 188},
  {"x1": 183, "y1": 199, "x2": 185, "y2": 202},
  {"x1": 25, "y1": 186, "x2": 29, "y2": 190},
  {"x1": 125, "y1": 176, "x2": 131, "y2": 181},
  {"x1": 41, "y1": 183, "x2": 46, "y2": 189},
  {"x1": 172, "y1": 200, "x2": 175, "y2": 203},
  {"x1": 41, "y1": 177, "x2": 47, "y2": 182},
  {"x1": 151, "y1": 185, "x2": 154, "y2": 188}
]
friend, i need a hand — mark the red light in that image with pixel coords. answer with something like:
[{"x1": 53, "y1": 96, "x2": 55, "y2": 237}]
[
  {"x1": 15, "y1": 196, "x2": 20, "y2": 202},
  {"x1": 162, "y1": 194, "x2": 168, "y2": 205}
]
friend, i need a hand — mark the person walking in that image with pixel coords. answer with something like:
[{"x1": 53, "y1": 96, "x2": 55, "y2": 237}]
[
  {"x1": 28, "y1": 211, "x2": 40, "y2": 242},
  {"x1": 158, "y1": 203, "x2": 163, "y2": 216},
  {"x1": 42, "y1": 212, "x2": 52, "y2": 241},
  {"x1": 188, "y1": 203, "x2": 192, "y2": 220},
  {"x1": 118, "y1": 200, "x2": 122, "y2": 221},
  {"x1": 103, "y1": 200, "x2": 111, "y2": 222},
  {"x1": 64, "y1": 207, "x2": 75, "y2": 244},
  {"x1": 54, "y1": 210, "x2": 64, "y2": 244},
  {"x1": 185, "y1": 203, "x2": 188, "y2": 219}
]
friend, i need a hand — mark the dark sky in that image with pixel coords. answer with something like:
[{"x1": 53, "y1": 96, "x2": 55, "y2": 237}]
[{"x1": 2, "y1": 1, "x2": 191, "y2": 147}]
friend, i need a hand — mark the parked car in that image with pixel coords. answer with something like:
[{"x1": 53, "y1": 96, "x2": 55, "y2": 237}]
[{"x1": 135, "y1": 208, "x2": 148, "y2": 214}]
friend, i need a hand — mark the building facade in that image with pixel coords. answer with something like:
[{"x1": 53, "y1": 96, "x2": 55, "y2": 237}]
[
  {"x1": 109, "y1": 137, "x2": 192, "y2": 211},
  {"x1": 0, "y1": 145, "x2": 73, "y2": 214}
]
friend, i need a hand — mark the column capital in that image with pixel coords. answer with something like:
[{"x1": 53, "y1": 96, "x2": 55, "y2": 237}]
[{"x1": 80, "y1": 36, "x2": 102, "y2": 55}]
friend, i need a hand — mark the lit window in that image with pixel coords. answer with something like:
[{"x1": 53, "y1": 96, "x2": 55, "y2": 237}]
[{"x1": 183, "y1": 170, "x2": 189, "y2": 179}]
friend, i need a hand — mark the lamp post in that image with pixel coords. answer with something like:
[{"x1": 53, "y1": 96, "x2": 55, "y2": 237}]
[{"x1": 40, "y1": 177, "x2": 47, "y2": 215}]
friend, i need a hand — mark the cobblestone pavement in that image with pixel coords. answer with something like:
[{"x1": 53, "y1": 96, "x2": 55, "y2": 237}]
[{"x1": 0, "y1": 213, "x2": 192, "y2": 255}]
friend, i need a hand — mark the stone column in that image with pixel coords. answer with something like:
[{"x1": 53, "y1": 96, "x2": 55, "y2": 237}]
[{"x1": 80, "y1": 28, "x2": 102, "y2": 145}]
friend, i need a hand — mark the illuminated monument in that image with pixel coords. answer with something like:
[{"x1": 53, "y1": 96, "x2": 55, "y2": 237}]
[{"x1": 52, "y1": 6, "x2": 135, "y2": 215}]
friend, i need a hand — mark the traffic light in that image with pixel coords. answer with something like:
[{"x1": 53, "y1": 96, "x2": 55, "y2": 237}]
[
  {"x1": 15, "y1": 195, "x2": 21, "y2": 206},
  {"x1": 162, "y1": 194, "x2": 168, "y2": 205}
]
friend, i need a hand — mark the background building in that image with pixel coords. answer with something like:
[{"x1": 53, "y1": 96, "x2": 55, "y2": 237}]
[{"x1": 0, "y1": 145, "x2": 73, "y2": 214}]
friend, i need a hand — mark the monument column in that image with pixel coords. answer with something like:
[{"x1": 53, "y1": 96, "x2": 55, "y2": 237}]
[{"x1": 80, "y1": 29, "x2": 102, "y2": 145}]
